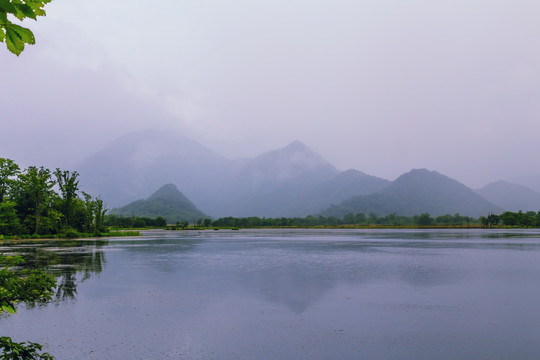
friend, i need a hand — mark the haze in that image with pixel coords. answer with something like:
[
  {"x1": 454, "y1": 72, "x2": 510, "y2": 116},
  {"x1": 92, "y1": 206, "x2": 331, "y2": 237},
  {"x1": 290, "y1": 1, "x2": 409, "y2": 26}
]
[{"x1": 2, "y1": 0, "x2": 540, "y2": 187}]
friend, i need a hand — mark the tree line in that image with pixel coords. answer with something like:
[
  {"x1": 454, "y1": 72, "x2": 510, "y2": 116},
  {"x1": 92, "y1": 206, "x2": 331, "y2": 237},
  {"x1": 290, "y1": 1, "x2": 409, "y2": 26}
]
[
  {"x1": 0, "y1": 158, "x2": 107, "y2": 237},
  {"x1": 208, "y1": 212, "x2": 477, "y2": 228},
  {"x1": 210, "y1": 211, "x2": 540, "y2": 229},
  {"x1": 480, "y1": 211, "x2": 540, "y2": 228},
  {"x1": 104, "y1": 214, "x2": 167, "y2": 228}
]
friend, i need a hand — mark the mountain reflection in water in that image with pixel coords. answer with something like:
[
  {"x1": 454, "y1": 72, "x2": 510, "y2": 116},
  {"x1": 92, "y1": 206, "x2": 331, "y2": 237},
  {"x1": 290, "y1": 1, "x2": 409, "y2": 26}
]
[{"x1": 3, "y1": 229, "x2": 540, "y2": 360}]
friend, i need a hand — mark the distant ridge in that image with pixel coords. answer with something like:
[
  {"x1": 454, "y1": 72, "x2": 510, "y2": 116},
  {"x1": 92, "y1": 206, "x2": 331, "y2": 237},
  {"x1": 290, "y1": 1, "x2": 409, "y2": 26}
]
[
  {"x1": 292, "y1": 169, "x2": 390, "y2": 215},
  {"x1": 110, "y1": 183, "x2": 208, "y2": 223},
  {"x1": 223, "y1": 140, "x2": 340, "y2": 217},
  {"x1": 512, "y1": 174, "x2": 540, "y2": 194},
  {"x1": 476, "y1": 180, "x2": 540, "y2": 212},
  {"x1": 322, "y1": 169, "x2": 501, "y2": 218},
  {"x1": 79, "y1": 130, "x2": 512, "y2": 219},
  {"x1": 76, "y1": 130, "x2": 228, "y2": 209}
]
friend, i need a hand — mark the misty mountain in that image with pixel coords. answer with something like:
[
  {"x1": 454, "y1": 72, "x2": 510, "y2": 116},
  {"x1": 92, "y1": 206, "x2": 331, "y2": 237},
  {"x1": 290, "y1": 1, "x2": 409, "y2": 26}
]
[
  {"x1": 322, "y1": 169, "x2": 502, "y2": 218},
  {"x1": 291, "y1": 169, "x2": 391, "y2": 215},
  {"x1": 110, "y1": 183, "x2": 208, "y2": 223},
  {"x1": 218, "y1": 140, "x2": 340, "y2": 217},
  {"x1": 76, "y1": 130, "x2": 230, "y2": 210},
  {"x1": 77, "y1": 130, "x2": 389, "y2": 218},
  {"x1": 476, "y1": 181, "x2": 540, "y2": 212},
  {"x1": 512, "y1": 174, "x2": 540, "y2": 194}
]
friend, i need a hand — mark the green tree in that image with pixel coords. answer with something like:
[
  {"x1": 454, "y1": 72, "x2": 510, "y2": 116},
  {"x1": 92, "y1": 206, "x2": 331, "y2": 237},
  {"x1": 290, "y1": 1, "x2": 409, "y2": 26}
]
[
  {"x1": 355, "y1": 212, "x2": 366, "y2": 225},
  {"x1": 80, "y1": 192, "x2": 96, "y2": 233},
  {"x1": 343, "y1": 213, "x2": 356, "y2": 225},
  {"x1": 53, "y1": 169, "x2": 79, "y2": 229},
  {"x1": 14, "y1": 166, "x2": 55, "y2": 234},
  {"x1": 0, "y1": 0, "x2": 52, "y2": 56},
  {"x1": 93, "y1": 197, "x2": 107, "y2": 233},
  {"x1": 414, "y1": 213, "x2": 433, "y2": 226},
  {"x1": 0, "y1": 201, "x2": 21, "y2": 235},
  {"x1": 0, "y1": 158, "x2": 20, "y2": 203},
  {"x1": 486, "y1": 213, "x2": 500, "y2": 227}
]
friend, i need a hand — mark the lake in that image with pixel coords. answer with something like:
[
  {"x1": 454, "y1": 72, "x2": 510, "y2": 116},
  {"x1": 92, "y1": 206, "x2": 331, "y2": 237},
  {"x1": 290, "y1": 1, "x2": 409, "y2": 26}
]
[{"x1": 2, "y1": 228, "x2": 540, "y2": 359}]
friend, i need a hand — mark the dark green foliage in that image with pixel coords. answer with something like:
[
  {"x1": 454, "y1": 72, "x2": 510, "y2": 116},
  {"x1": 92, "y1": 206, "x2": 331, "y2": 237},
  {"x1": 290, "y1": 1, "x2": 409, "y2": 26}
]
[
  {"x1": 0, "y1": 256, "x2": 56, "y2": 313},
  {"x1": 104, "y1": 214, "x2": 169, "y2": 228},
  {"x1": 13, "y1": 166, "x2": 55, "y2": 235},
  {"x1": 0, "y1": 337, "x2": 54, "y2": 360},
  {"x1": 414, "y1": 213, "x2": 433, "y2": 226},
  {"x1": 498, "y1": 211, "x2": 540, "y2": 227},
  {"x1": 0, "y1": 158, "x2": 20, "y2": 203},
  {"x1": 208, "y1": 212, "x2": 478, "y2": 228},
  {"x1": 0, "y1": 201, "x2": 22, "y2": 234},
  {"x1": 0, "y1": 158, "x2": 108, "y2": 237},
  {"x1": 110, "y1": 184, "x2": 208, "y2": 224},
  {"x1": 54, "y1": 169, "x2": 79, "y2": 229},
  {"x1": 1, "y1": 255, "x2": 57, "y2": 359}
]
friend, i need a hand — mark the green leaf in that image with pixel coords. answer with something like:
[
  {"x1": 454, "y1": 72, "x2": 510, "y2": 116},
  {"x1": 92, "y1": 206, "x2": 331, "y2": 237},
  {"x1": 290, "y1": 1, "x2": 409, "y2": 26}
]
[
  {"x1": 0, "y1": 0, "x2": 16, "y2": 14},
  {"x1": 1, "y1": 304, "x2": 16, "y2": 314},
  {"x1": 10, "y1": 23, "x2": 34, "y2": 44},
  {"x1": 15, "y1": 3, "x2": 37, "y2": 20},
  {"x1": 0, "y1": 10, "x2": 9, "y2": 24},
  {"x1": 0, "y1": 28, "x2": 5, "y2": 43},
  {"x1": 5, "y1": 25, "x2": 24, "y2": 55}
]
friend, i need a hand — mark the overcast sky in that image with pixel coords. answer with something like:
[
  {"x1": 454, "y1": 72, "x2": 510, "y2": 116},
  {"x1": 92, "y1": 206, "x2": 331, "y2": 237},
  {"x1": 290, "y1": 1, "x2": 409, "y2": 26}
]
[{"x1": 2, "y1": 0, "x2": 540, "y2": 187}]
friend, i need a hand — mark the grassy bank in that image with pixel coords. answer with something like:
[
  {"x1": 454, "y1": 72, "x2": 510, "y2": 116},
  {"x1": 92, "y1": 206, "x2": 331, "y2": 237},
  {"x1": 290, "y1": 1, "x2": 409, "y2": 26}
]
[{"x1": 0, "y1": 230, "x2": 141, "y2": 241}]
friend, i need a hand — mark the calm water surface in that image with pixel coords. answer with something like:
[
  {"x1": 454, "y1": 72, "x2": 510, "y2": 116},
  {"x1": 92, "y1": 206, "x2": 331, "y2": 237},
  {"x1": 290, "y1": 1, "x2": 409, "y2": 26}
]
[{"x1": 2, "y1": 229, "x2": 540, "y2": 359}]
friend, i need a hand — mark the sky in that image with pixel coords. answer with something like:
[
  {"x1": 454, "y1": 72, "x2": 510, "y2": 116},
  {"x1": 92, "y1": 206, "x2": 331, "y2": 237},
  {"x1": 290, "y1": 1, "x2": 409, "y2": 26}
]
[{"x1": 2, "y1": 0, "x2": 540, "y2": 187}]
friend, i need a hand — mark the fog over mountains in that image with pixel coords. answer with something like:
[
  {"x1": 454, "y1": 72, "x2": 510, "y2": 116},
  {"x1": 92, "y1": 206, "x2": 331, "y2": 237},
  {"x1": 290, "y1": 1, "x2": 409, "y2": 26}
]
[
  {"x1": 76, "y1": 130, "x2": 540, "y2": 219},
  {"x1": 322, "y1": 169, "x2": 502, "y2": 218},
  {"x1": 476, "y1": 181, "x2": 540, "y2": 213}
]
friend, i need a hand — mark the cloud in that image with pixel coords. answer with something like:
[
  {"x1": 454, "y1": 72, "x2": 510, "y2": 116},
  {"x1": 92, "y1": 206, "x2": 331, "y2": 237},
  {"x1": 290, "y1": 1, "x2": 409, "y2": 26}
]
[
  {"x1": 0, "y1": 46, "x2": 183, "y2": 169},
  {"x1": 2, "y1": 0, "x2": 540, "y2": 187}
]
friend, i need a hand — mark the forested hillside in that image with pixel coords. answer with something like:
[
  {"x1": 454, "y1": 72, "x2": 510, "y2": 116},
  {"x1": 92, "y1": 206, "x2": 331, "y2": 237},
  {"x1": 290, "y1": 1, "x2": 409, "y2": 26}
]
[{"x1": 110, "y1": 184, "x2": 208, "y2": 223}]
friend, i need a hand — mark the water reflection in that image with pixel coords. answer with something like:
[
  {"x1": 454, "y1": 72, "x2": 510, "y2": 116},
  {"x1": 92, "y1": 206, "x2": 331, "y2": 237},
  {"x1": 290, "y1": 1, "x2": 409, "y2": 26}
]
[
  {"x1": 3, "y1": 229, "x2": 540, "y2": 360},
  {"x1": 0, "y1": 240, "x2": 107, "y2": 303}
]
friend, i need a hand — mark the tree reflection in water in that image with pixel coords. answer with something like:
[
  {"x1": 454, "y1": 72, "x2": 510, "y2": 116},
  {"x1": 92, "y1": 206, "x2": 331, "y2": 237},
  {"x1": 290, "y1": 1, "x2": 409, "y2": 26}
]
[{"x1": 0, "y1": 240, "x2": 107, "y2": 303}]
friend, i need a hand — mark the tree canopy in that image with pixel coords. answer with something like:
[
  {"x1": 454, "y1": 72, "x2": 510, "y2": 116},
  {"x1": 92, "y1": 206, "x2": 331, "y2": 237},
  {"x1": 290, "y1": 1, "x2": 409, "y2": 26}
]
[
  {"x1": 0, "y1": 158, "x2": 108, "y2": 237},
  {"x1": 0, "y1": 0, "x2": 52, "y2": 55}
]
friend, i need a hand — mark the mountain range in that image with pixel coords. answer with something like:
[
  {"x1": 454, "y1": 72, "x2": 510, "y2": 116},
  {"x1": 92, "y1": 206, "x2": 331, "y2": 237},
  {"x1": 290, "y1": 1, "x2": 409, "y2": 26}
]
[
  {"x1": 76, "y1": 130, "x2": 540, "y2": 219},
  {"x1": 322, "y1": 169, "x2": 501, "y2": 218}
]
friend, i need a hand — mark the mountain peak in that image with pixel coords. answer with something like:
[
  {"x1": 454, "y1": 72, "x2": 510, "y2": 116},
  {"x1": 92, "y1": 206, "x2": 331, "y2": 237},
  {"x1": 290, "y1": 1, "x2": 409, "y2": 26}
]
[
  {"x1": 243, "y1": 141, "x2": 337, "y2": 182},
  {"x1": 322, "y1": 168, "x2": 501, "y2": 218},
  {"x1": 112, "y1": 183, "x2": 208, "y2": 223},
  {"x1": 283, "y1": 140, "x2": 308, "y2": 152},
  {"x1": 149, "y1": 183, "x2": 183, "y2": 200}
]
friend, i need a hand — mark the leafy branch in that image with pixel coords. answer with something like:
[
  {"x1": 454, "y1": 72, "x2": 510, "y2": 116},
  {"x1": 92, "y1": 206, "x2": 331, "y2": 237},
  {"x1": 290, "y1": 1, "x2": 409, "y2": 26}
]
[{"x1": 0, "y1": 0, "x2": 52, "y2": 55}]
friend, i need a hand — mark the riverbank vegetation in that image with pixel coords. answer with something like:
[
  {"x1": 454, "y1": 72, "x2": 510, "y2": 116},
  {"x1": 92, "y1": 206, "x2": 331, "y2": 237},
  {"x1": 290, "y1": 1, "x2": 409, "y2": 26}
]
[
  {"x1": 208, "y1": 211, "x2": 540, "y2": 229},
  {"x1": 479, "y1": 211, "x2": 540, "y2": 228},
  {"x1": 0, "y1": 158, "x2": 107, "y2": 239},
  {"x1": 104, "y1": 211, "x2": 540, "y2": 230},
  {"x1": 1, "y1": 255, "x2": 57, "y2": 359}
]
